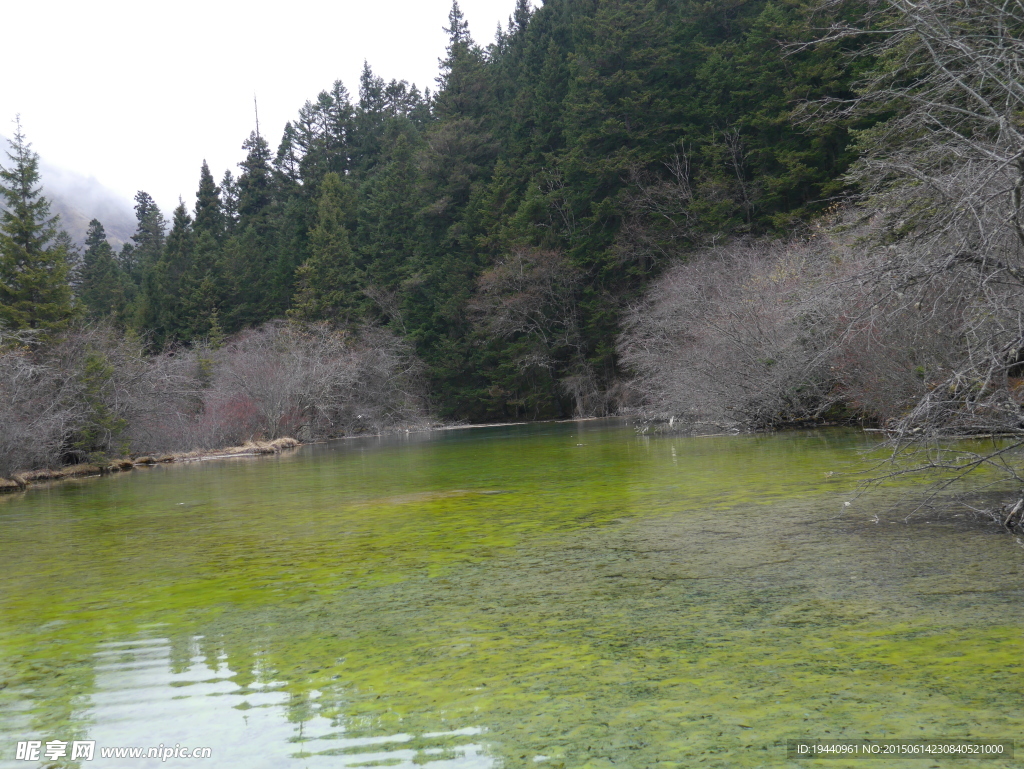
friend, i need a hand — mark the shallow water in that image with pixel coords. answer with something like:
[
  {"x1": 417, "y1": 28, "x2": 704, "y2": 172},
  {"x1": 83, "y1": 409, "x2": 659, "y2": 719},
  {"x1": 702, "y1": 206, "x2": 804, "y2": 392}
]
[{"x1": 1, "y1": 421, "x2": 1023, "y2": 768}]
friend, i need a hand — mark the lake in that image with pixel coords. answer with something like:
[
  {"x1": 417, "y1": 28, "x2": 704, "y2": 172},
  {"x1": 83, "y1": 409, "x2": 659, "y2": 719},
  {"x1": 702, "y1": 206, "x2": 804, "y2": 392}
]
[{"x1": 1, "y1": 420, "x2": 1022, "y2": 767}]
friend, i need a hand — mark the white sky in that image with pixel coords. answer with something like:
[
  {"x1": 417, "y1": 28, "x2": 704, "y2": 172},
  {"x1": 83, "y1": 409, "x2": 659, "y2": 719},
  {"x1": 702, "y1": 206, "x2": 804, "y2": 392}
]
[{"x1": 3, "y1": 0, "x2": 530, "y2": 218}]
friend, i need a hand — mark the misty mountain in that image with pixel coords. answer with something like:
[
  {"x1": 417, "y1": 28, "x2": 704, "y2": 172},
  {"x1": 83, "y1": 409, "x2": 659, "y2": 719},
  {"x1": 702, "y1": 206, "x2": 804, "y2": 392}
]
[{"x1": 1, "y1": 135, "x2": 135, "y2": 248}]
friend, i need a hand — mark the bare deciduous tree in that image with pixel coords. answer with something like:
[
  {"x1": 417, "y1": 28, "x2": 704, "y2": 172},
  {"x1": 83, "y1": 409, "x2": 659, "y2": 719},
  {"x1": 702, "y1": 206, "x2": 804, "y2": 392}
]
[
  {"x1": 616, "y1": 153, "x2": 700, "y2": 269},
  {"x1": 471, "y1": 247, "x2": 584, "y2": 354},
  {"x1": 799, "y1": 0, "x2": 1024, "y2": 499},
  {"x1": 470, "y1": 247, "x2": 610, "y2": 417},
  {"x1": 619, "y1": 235, "x2": 852, "y2": 431},
  {"x1": 0, "y1": 321, "x2": 430, "y2": 478}
]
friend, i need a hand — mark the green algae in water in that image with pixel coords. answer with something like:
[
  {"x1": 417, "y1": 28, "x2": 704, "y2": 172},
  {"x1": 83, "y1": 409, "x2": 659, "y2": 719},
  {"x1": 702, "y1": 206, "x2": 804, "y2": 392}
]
[{"x1": 1, "y1": 421, "x2": 1024, "y2": 768}]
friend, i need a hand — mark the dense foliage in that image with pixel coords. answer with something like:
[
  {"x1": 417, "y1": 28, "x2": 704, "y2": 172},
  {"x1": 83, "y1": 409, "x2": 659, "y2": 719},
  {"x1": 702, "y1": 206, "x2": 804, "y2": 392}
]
[{"x1": 3, "y1": 0, "x2": 865, "y2": 423}]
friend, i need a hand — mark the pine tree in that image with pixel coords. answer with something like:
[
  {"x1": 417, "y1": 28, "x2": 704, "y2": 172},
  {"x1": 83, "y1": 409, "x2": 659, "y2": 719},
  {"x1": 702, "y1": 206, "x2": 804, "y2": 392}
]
[
  {"x1": 80, "y1": 219, "x2": 128, "y2": 319},
  {"x1": 237, "y1": 131, "x2": 274, "y2": 228},
  {"x1": 220, "y1": 170, "x2": 239, "y2": 233},
  {"x1": 127, "y1": 191, "x2": 165, "y2": 285},
  {"x1": 290, "y1": 172, "x2": 361, "y2": 321},
  {"x1": 0, "y1": 119, "x2": 74, "y2": 336},
  {"x1": 194, "y1": 161, "x2": 224, "y2": 239}
]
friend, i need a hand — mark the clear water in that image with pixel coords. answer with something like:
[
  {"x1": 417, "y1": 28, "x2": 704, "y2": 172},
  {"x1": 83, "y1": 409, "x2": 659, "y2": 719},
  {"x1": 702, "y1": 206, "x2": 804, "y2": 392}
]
[{"x1": 1, "y1": 421, "x2": 1022, "y2": 768}]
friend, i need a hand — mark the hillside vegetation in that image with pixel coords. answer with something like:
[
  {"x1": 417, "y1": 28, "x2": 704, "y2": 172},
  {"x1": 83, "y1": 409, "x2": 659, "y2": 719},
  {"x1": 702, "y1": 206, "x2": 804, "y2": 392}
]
[{"x1": 4, "y1": 0, "x2": 1024, "y2": 489}]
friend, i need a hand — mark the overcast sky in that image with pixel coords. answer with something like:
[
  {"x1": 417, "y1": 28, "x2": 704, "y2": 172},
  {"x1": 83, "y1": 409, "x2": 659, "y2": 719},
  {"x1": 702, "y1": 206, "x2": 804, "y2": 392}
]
[{"x1": 3, "y1": 0, "x2": 530, "y2": 218}]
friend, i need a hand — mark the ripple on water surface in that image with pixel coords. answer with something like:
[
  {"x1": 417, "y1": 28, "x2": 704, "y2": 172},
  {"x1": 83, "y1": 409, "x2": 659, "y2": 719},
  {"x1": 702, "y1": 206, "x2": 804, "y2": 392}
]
[{"x1": 1, "y1": 421, "x2": 1023, "y2": 768}]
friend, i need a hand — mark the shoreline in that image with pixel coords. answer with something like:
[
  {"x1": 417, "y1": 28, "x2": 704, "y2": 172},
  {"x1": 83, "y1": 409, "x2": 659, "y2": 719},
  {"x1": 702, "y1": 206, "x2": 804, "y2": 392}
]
[
  {"x1": 0, "y1": 437, "x2": 302, "y2": 494},
  {"x1": 0, "y1": 418, "x2": 605, "y2": 494},
  {"x1": 0, "y1": 418, "x2": 895, "y2": 496}
]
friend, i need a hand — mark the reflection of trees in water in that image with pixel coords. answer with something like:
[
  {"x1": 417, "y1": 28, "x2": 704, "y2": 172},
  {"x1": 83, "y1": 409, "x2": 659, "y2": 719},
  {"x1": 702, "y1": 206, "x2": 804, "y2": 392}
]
[
  {"x1": 0, "y1": 646, "x2": 97, "y2": 761},
  {"x1": 8, "y1": 423, "x2": 1024, "y2": 766}
]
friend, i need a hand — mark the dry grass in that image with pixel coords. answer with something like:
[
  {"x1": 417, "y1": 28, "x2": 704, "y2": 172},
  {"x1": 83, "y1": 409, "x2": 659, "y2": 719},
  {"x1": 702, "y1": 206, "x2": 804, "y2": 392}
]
[
  {"x1": 56, "y1": 464, "x2": 104, "y2": 478},
  {"x1": 0, "y1": 437, "x2": 302, "y2": 494},
  {"x1": 169, "y1": 437, "x2": 301, "y2": 462}
]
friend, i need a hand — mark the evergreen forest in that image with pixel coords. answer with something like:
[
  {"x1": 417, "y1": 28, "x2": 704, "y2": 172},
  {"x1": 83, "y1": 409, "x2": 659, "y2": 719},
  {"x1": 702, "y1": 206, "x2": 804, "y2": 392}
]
[
  {"x1": 1, "y1": 0, "x2": 867, "y2": 422},
  {"x1": 9, "y1": 0, "x2": 1024, "y2": 500}
]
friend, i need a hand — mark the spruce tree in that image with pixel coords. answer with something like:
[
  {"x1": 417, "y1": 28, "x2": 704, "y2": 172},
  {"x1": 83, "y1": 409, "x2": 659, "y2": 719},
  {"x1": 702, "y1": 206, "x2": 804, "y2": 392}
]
[
  {"x1": 194, "y1": 161, "x2": 224, "y2": 239},
  {"x1": 290, "y1": 172, "x2": 360, "y2": 322},
  {"x1": 237, "y1": 131, "x2": 274, "y2": 227},
  {"x1": 0, "y1": 119, "x2": 74, "y2": 336},
  {"x1": 137, "y1": 202, "x2": 193, "y2": 344},
  {"x1": 80, "y1": 219, "x2": 128, "y2": 319},
  {"x1": 275, "y1": 122, "x2": 303, "y2": 184},
  {"x1": 352, "y1": 62, "x2": 388, "y2": 174},
  {"x1": 435, "y1": 1, "x2": 485, "y2": 119},
  {"x1": 357, "y1": 133, "x2": 423, "y2": 292},
  {"x1": 220, "y1": 170, "x2": 239, "y2": 233},
  {"x1": 158, "y1": 202, "x2": 196, "y2": 339},
  {"x1": 179, "y1": 230, "x2": 222, "y2": 339},
  {"x1": 230, "y1": 131, "x2": 280, "y2": 326},
  {"x1": 294, "y1": 80, "x2": 354, "y2": 187},
  {"x1": 127, "y1": 191, "x2": 165, "y2": 285}
]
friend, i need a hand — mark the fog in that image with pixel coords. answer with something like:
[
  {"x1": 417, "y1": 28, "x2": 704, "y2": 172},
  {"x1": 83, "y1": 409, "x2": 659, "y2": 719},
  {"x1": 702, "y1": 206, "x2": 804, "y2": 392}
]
[
  {"x1": 1, "y1": 135, "x2": 135, "y2": 248},
  {"x1": 2, "y1": 0, "x2": 533, "y2": 216}
]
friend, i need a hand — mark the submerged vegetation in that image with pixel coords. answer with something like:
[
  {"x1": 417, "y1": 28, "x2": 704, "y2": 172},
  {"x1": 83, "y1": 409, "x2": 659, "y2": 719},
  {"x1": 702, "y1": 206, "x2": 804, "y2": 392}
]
[{"x1": 3, "y1": 424, "x2": 1023, "y2": 765}]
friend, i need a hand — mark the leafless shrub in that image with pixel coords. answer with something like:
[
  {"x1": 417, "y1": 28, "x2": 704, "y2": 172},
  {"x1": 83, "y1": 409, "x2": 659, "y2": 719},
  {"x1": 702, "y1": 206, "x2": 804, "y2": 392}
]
[
  {"x1": 0, "y1": 321, "x2": 430, "y2": 477},
  {"x1": 143, "y1": 321, "x2": 429, "y2": 449},
  {"x1": 123, "y1": 345, "x2": 210, "y2": 453},
  {"x1": 346, "y1": 324, "x2": 430, "y2": 431},
  {"x1": 830, "y1": 261, "x2": 982, "y2": 426},
  {"x1": 559, "y1": 363, "x2": 610, "y2": 419},
  {"x1": 618, "y1": 234, "x2": 854, "y2": 429},
  {"x1": 0, "y1": 339, "x2": 75, "y2": 476},
  {"x1": 0, "y1": 323, "x2": 151, "y2": 474}
]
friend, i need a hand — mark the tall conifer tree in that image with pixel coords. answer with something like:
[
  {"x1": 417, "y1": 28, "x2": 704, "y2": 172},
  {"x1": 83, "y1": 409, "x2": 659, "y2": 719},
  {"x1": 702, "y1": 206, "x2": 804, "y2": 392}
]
[
  {"x1": 218, "y1": 131, "x2": 284, "y2": 327},
  {"x1": 0, "y1": 119, "x2": 74, "y2": 336},
  {"x1": 220, "y1": 171, "x2": 239, "y2": 233},
  {"x1": 127, "y1": 191, "x2": 165, "y2": 284},
  {"x1": 435, "y1": 1, "x2": 486, "y2": 118},
  {"x1": 80, "y1": 219, "x2": 128, "y2": 320},
  {"x1": 194, "y1": 161, "x2": 224, "y2": 239},
  {"x1": 290, "y1": 172, "x2": 360, "y2": 322},
  {"x1": 237, "y1": 131, "x2": 274, "y2": 227}
]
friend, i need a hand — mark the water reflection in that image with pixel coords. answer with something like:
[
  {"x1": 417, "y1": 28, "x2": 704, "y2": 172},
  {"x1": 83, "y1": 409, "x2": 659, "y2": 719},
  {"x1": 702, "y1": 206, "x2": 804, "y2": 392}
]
[
  {"x1": 81, "y1": 636, "x2": 493, "y2": 769},
  {"x1": 2, "y1": 423, "x2": 1024, "y2": 767}
]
